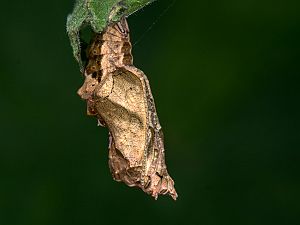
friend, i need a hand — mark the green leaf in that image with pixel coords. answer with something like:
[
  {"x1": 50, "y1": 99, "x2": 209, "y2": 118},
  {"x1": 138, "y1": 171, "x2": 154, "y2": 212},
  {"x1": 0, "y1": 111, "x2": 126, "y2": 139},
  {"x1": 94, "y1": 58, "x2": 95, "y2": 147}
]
[{"x1": 66, "y1": 0, "x2": 156, "y2": 71}]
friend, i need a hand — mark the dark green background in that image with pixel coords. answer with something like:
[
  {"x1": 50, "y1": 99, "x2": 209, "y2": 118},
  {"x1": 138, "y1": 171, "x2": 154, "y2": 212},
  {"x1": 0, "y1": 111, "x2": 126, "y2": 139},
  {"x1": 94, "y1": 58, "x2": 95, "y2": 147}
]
[{"x1": 0, "y1": 0, "x2": 299, "y2": 224}]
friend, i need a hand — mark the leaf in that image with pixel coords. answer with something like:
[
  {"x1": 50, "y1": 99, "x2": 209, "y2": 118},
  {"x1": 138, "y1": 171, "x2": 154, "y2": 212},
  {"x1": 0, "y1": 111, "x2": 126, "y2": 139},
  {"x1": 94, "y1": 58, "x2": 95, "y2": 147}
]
[{"x1": 66, "y1": 0, "x2": 156, "y2": 71}]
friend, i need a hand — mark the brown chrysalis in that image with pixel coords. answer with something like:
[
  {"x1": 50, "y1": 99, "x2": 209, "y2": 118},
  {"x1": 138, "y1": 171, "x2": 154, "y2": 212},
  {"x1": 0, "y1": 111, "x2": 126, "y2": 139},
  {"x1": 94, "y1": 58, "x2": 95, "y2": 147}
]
[{"x1": 77, "y1": 18, "x2": 177, "y2": 200}]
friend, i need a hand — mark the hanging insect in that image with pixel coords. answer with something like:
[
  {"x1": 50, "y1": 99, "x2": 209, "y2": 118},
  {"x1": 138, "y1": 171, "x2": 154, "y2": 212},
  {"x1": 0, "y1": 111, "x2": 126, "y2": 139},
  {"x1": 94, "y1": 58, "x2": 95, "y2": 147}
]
[{"x1": 77, "y1": 18, "x2": 177, "y2": 200}]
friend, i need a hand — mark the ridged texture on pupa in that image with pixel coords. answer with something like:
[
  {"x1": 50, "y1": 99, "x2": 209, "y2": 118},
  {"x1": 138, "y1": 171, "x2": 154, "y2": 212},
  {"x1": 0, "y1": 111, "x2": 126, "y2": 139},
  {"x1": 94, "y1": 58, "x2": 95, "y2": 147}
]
[{"x1": 77, "y1": 18, "x2": 177, "y2": 200}]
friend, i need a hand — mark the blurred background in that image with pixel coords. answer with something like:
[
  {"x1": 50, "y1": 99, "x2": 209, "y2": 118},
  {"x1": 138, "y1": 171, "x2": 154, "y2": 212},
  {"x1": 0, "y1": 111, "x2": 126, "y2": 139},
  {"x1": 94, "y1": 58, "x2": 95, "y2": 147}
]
[{"x1": 0, "y1": 0, "x2": 299, "y2": 224}]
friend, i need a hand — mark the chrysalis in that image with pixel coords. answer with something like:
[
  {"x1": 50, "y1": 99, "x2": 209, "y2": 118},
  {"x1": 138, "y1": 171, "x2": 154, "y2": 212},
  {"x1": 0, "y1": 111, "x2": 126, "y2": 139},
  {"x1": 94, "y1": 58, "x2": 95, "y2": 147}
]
[{"x1": 77, "y1": 18, "x2": 177, "y2": 200}]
